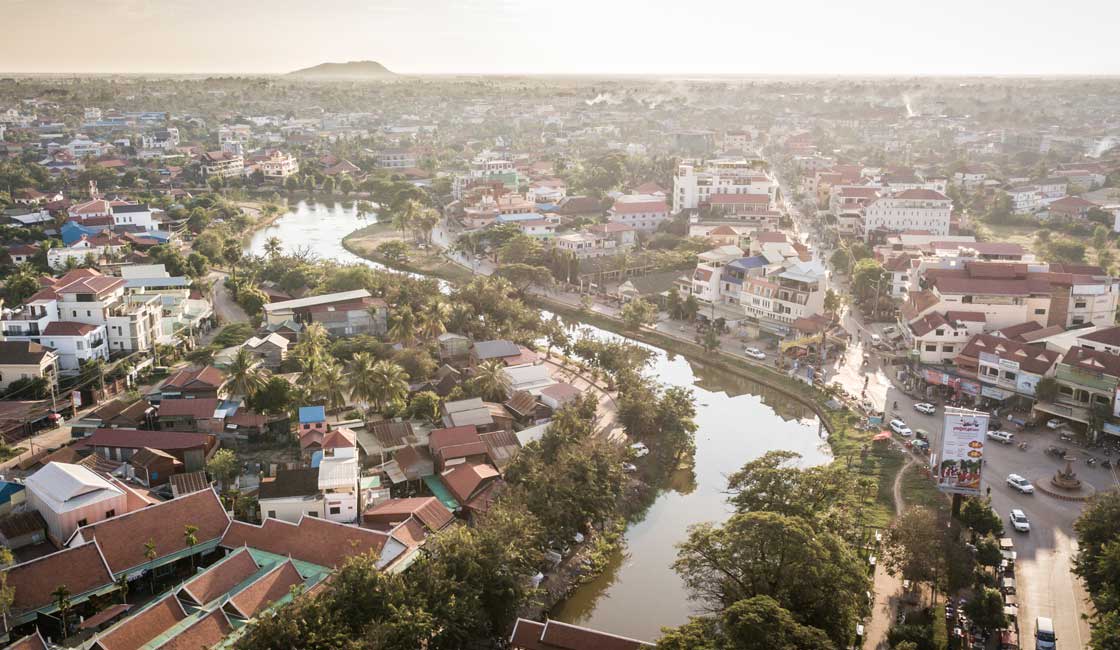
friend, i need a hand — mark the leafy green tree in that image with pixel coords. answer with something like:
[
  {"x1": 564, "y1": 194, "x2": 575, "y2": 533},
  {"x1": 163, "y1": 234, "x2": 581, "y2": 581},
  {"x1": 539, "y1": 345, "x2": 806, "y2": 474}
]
[
  {"x1": 683, "y1": 293, "x2": 700, "y2": 321},
  {"x1": 881, "y1": 507, "x2": 948, "y2": 605},
  {"x1": 1035, "y1": 376, "x2": 1060, "y2": 402},
  {"x1": 621, "y1": 298, "x2": 657, "y2": 330},
  {"x1": 498, "y1": 233, "x2": 543, "y2": 265},
  {"x1": 469, "y1": 359, "x2": 507, "y2": 402},
  {"x1": 673, "y1": 511, "x2": 868, "y2": 647},
  {"x1": 184, "y1": 524, "x2": 199, "y2": 571},
  {"x1": 376, "y1": 239, "x2": 410, "y2": 263},
  {"x1": 388, "y1": 305, "x2": 417, "y2": 345},
  {"x1": 408, "y1": 391, "x2": 442, "y2": 424},
  {"x1": 246, "y1": 376, "x2": 294, "y2": 415},
  {"x1": 206, "y1": 448, "x2": 240, "y2": 489},
  {"x1": 368, "y1": 360, "x2": 410, "y2": 414},
  {"x1": 959, "y1": 497, "x2": 1004, "y2": 538},
  {"x1": 0, "y1": 547, "x2": 14, "y2": 624},
  {"x1": 655, "y1": 386, "x2": 698, "y2": 467},
  {"x1": 3, "y1": 266, "x2": 41, "y2": 304},
  {"x1": 1074, "y1": 491, "x2": 1120, "y2": 611},
  {"x1": 495, "y1": 263, "x2": 553, "y2": 293},
  {"x1": 964, "y1": 587, "x2": 1008, "y2": 632},
  {"x1": 52, "y1": 584, "x2": 72, "y2": 636}
]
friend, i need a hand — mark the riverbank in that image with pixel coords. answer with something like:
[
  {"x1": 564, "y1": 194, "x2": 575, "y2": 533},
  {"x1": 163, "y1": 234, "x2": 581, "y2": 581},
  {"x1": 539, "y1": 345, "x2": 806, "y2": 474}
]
[
  {"x1": 341, "y1": 222, "x2": 476, "y2": 283},
  {"x1": 339, "y1": 226, "x2": 902, "y2": 528}
]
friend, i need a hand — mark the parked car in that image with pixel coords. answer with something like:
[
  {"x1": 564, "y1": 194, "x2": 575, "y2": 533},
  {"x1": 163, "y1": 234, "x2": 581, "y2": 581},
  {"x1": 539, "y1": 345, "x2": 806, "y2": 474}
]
[
  {"x1": 869, "y1": 334, "x2": 882, "y2": 346},
  {"x1": 914, "y1": 429, "x2": 930, "y2": 442},
  {"x1": 1007, "y1": 474, "x2": 1034, "y2": 494},
  {"x1": 744, "y1": 347, "x2": 766, "y2": 360},
  {"x1": 987, "y1": 430, "x2": 1015, "y2": 444},
  {"x1": 1009, "y1": 509, "x2": 1031, "y2": 533},
  {"x1": 889, "y1": 419, "x2": 913, "y2": 436},
  {"x1": 912, "y1": 439, "x2": 929, "y2": 453},
  {"x1": 629, "y1": 442, "x2": 649, "y2": 458},
  {"x1": 914, "y1": 402, "x2": 936, "y2": 415},
  {"x1": 1046, "y1": 418, "x2": 1065, "y2": 430}
]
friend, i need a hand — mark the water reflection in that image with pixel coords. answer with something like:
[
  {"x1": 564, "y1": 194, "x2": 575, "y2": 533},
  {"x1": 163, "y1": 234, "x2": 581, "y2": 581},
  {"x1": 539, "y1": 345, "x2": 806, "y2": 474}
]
[{"x1": 254, "y1": 206, "x2": 832, "y2": 641}]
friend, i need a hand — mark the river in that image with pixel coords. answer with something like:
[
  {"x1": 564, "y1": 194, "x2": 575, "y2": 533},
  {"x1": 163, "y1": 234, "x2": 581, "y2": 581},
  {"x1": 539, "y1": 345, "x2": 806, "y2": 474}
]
[{"x1": 246, "y1": 202, "x2": 832, "y2": 641}]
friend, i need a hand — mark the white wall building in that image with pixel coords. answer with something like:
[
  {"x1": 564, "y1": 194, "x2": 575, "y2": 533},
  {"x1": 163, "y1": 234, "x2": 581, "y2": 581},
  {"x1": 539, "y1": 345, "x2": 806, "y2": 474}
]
[
  {"x1": 259, "y1": 150, "x2": 299, "y2": 179},
  {"x1": 673, "y1": 158, "x2": 776, "y2": 213},
  {"x1": 608, "y1": 195, "x2": 670, "y2": 232},
  {"x1": 862, "y1": 189, "x2": 952, "y2": 240}
]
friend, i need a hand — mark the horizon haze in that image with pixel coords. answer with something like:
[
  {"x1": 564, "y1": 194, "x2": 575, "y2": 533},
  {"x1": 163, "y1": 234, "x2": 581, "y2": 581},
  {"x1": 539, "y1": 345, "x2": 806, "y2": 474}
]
[{"x1": 3, "y1": 0, "x2": 1120, "y2": 77}]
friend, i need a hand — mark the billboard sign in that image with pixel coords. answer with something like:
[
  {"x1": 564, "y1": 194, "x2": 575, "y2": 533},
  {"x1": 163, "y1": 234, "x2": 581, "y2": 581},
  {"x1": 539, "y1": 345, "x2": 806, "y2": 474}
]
[{"x1": 937, "y1": 407, "x2": 988, "y2": 496}]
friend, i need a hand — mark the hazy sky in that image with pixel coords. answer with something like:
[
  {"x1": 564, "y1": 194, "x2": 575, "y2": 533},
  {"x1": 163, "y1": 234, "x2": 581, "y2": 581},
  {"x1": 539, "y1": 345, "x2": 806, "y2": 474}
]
[{"x1": 4, "y1": 0, "x2": 1120, "y2": 76}]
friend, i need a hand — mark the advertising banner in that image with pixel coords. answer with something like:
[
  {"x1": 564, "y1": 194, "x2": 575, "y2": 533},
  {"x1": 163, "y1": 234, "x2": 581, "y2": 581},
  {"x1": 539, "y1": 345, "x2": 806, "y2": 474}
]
[{"x1": 937, "y1": 407, "x2": 988, "y2": 496}]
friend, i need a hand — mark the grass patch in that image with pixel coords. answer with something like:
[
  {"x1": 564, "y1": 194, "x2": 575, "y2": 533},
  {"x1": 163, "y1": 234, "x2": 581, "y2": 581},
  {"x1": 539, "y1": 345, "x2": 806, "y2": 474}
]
[
  {"x1": 0, "y1": 446, "x2": 26, "y2": 462},
  {"x1": 874, "y1": 450, "x2": 906, "y2": 516},
  {"x1": 900, "y1": 463, "x2": 951, "y2": 515},
  {"x1": 342, "y1": 227, "x2": 476, "y2": 284}
]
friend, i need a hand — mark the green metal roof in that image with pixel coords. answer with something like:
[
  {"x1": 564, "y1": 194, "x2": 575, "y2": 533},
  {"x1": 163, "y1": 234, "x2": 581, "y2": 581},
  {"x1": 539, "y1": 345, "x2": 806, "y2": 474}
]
[{"x1": 422, "y1": 475, "x2": 460, "y2": 510}]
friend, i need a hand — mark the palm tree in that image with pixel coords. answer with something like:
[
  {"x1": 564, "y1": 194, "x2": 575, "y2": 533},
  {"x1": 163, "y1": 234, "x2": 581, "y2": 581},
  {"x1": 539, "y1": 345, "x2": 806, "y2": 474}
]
[
  {"x1": 418, "y1": 299, "x2": 449, "y2": 341},
  {"x1": 115, "y1": 573, "x2": 129, "y2": 604},
  {"x1": 368, "y1": 360, "x2": 410, "y2": 414},
  {"x1": 51, "y1": 585, "x2": 72, "y2": 637},
  {"x1": 346, "y1": 352, "x2": 377, "y2": 413},
  {"x1": 143, "y1": 538, "x2": 157, "y2": 593},
  {"x1": 388, "y1": 305, "x2": 416, "y2": 346},
  {"x1": 471, "y1": 359, "x2": 507, "y2": 402},
  {"x1": 414, "y1": 207, "x2": 440, "y2": 244},
  {"x1": 392, "y1": 199, "x2": 420, "y2": 237},
  {"x1": 263, "y1": 236, "x2": 283, "y2": 258},
  {"x1": 317, "y1": 362, "x2": 349, "y2": 418},
  {"x1": 227, "y1": 347, "x2": 266, "y2": 397},
  {"x1": 184, "y1": 525, "x2": 199, "y2": 572}
]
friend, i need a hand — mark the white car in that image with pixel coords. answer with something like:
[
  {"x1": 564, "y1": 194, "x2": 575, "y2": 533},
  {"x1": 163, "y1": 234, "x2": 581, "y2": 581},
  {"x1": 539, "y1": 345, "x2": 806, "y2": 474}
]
[
  {"x1": 987, "y1": 430, "x2": 1015, "y2": 444},
  {"x1": 889, "y1": 419, "x2": 913, "y2": 436},
  {"x1": 1046, "y1": 418, "x2": 1065, "y2": 430},
  {"x1": 1007, "y1": 474, "x2": 1035, "y2": 494},
  {"x1": 1009, "y1": 509, "x2": 1031, "y2": 533},
  {"x1": 869, "y1": 334, "x2": 882, "y2": 346},
  {"x1": 913, "y1": 402, "x2": 936, "y2": 415},
  {"x1": 744, "y1": 347, "x2": 766, "y2": 360}
]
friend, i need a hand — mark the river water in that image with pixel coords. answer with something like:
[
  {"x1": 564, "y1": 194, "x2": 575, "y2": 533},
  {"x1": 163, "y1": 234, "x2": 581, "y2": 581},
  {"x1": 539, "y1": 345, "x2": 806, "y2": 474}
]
[{"x1": 247, "y1": 202, "x2": 832, "y2": 641}]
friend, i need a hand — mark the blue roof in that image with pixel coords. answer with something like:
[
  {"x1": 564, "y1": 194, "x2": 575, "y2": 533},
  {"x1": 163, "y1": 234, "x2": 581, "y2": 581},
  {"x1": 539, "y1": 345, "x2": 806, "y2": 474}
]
[
  {"x1": 61, "y1": 221, "x2": 99, "y2": 246},
  {"x1": 728, "y1": 255, "x2": 768, "y2": 270},
  {"x1": 299, "y1": 406, "x2": 325, "y2": 424},
  {"x1": 125, "y1": 277, "x2": 192, "y2": 289},
  {"x1": 536, "y1": 203, "x2": 559, "y2": 212},
  {"x1": 0, "y1": 482, "x2": 24, "y2": 505},
  {"x1": 311, "y1": 450, "x2": 323, "y2": 468},
  {"x1": 494, "y1": 213, "x2": 541, "y2": 223}
]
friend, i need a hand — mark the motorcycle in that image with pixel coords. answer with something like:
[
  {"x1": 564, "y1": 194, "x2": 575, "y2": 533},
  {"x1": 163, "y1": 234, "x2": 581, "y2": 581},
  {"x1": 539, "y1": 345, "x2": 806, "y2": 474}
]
[
  {"x1": 1087, "y1": 457, "x2": 1097, "y2": 466},
  {"x1": 1018, "y1": 442, "x2": 1028, "y2": 451}
]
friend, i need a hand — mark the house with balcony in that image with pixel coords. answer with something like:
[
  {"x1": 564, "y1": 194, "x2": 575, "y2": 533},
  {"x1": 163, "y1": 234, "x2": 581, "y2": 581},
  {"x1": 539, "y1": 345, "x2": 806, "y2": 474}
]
[
  {"x1": 907, "y1": 311, "x2": 988, "y2": 365},
  {"x1": 316, "y1": 428, "x2": 360, "y2": 523},
  {"x1": 259, "y1": 149, "x2": 299, "y2": 179},
  {"x1": 741, "y1": 259, "x2": 828, "y2": 330},
  {"x1": 954, "y1": 333, "x2": 1061, "y2": 406},
  {"x1": 1034, "y1": 345, "x2": 1120, "y2": 435},
  {"x1": 200, "y1": 150, "x2": 244, "y2": 179}
]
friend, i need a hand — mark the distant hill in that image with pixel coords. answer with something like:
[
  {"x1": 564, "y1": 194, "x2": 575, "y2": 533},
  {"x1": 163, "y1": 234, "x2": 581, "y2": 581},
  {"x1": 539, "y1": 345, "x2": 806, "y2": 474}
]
[{"x1": 287, "y1": 61, "x2": 395, "y2": 80}]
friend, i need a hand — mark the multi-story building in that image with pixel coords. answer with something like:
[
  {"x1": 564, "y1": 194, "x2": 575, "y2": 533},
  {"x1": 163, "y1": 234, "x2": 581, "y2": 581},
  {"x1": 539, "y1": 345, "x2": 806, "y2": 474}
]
[
  {"x1": 376, "y1": 148, "x2": 418, "y2": 169},
  {"x1": 0, "y1": 270, "x2": 163, "y2": 362},
  {"x1": 453, "y1": 157, "x2": 519, "y2": 199},
  {"x1": 907, "y1": 311, "x2": 988, "y2": 365},
  {"x1": 1035, "y1": 345, "x2": 1120, "y2": 432},
  {"x1": 740, "y1": 260, "x2": 828, "y2": 328},
  {"x1": 672, "y1": 158, "x2": 775, "y2": 213},
  {"x1": 953, "y1": 333, "x2": 1061, "y2": 404},
  {"x1": 258, "y1": 150, "x2": 299, "y2": 179},
  {"x1": 608, "y1": 195, "x2": 670, "y2": 232},
  {"x1": 1006, "y1": 186, "x2": 1042, "y2": 213},
  {"x1": 915, "y1": 262, "x2": 1119, "y2": 331},
  {"x1": 140, "y1": 128, "x2": 179, "y2": 151},
  {"x1": 0, "y1": 340, "x2": 58, "y2": 390},
  {"x1": 112, "y1": 203, "x2": 157, "y2": 231},
  {"x1": 200, "y1": 150, "x2": 244, "y2": 179},
  {"x1": 218, "y1": 124, "x2": 252, "y2": 146},
  {"x1": 862, "y1": 189, "x2": 952, "y2": 241}
]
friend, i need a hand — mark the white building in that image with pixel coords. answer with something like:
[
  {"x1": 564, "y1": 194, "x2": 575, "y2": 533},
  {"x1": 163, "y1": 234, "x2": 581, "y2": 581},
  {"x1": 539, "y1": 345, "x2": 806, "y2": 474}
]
[
  {"x1": 906, "y1": 311, "x2": 988, "y2": 365},
  {"x1": 200, "y1": 150, "x2": 244, "y2": 178},
  {"x1": 40, "y1": 322, "x2": 109, "y2": 372},
  {"x1": 862, "y1": 189, "x2": 952, "y2": 240},
  {"x1": 1006, "y1": 186, "x2": 1041, "y2": 214},
  {"x1": 112, "y1": 203, "x2": 157, "y2": 231},
  {"x1": 218, "y1": 124, "x2": 252, "y2": 146},
  {"x1": 317, "y1": 428, "x2": 360, "y2": 523},
  {"x1": 140, "y1": 128, "x2": 180, "y2": 151},
  {"x1": 608, "y1": 195, "x2": 670, "y2": 232},
  {"x1": 259, "y1": 150, "x2": 300, "y2": 179},
  {"x1": 740, "y1": 259, "x2": 829, "y2": 327},
  {"x1": 672, "y1": 158, "x2": 776, "y2": 213},
  {"x1": 25, "y1": 462, "x2": 128, "y2": 544}
]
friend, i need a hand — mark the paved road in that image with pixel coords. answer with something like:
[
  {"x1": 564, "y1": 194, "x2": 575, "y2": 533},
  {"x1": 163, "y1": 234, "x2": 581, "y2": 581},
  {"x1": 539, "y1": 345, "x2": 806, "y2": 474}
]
[{"x1": 208, "y1": 270, "x2": 250, "y2": 325}]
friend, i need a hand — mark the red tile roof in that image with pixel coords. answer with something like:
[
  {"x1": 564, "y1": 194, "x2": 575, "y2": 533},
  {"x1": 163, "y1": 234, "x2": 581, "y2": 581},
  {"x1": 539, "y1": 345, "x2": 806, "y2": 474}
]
[
  {"x1": 7, "y1": 630, "x2": 48, "y2": 650},
  {"x1": 179, "y1": 548, "x2": 259, "y2": 606},
  {"x1": 440, "y1": 460, "x2": 500, "y2": 504},
  {"x1": 363, "y1": 497, "x2": 454, "y2": 531},
  {"x1": 42, "y1": 321, "x2": 99, "y2": 336},
  {"x1": 157, "y1": 398, "x2": 219, "y2": 419},
  {"x1": 709, "y1": 193, "x2": 769, "y2": 204},
  {"x1": 72, "y1": 488, "x2": 230, "y2": 575},
  {"x1": 1062, "y1": 345, "x2": 1120, "y2": 378},
  {"x1": 6, "y1": 542, "x2": 114, "y2": 619},
  {"x1": 611, "y1": 200, "x2": 668, "y2": 215},
  {"x1": 92, "y1": 594, "x2": 187, "y2": 650},
  {"x1": 163, "y1": 366, "x2": 225, "y2": 391},
  {"x1": 510, "y1": 618, "x2": 653, "y2": 650},
  {"x1": 894, "y1": 189, "x2": 950, "y2": 201},
  {"x1": 429, "y1": 425, "x2": 483, "y2": 455},
  {"x1": 220, "y1": 516, "x2": 390, "y2": 568},
  {"x1": 157, "y1": 608, "x2": 233, "y2": 650},
  {"x1": 224, "y1": 560, "x2": 303, "y2": 619},
  {"x1": 88, "y1": 428, "x2": 212, "y2": 451}
]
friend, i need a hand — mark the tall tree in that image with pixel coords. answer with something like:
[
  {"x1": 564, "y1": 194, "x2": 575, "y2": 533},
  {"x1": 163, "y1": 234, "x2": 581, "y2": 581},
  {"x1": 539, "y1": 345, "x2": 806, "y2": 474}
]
[
  {"x1": 469, "y1": 359, "x2": 508, "y2": 402},
  {"x1": 51, "y1": 584, "x2": 72, "y2": 637},
  {"x1": 226, "y1": 347, "x2": 266, "y2": 397},
  {"x1": 368, "y1": 360, "x2": 410, "y2": 414},
  {"x1": 184, "y1": 525, "x2": 199, "y2": 572}
]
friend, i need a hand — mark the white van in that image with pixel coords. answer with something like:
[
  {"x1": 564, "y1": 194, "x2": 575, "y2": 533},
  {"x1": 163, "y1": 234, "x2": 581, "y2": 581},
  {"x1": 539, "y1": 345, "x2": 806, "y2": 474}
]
[{"x1": 1035, "y1": 616, "x2": 1056, "y2": 650}]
